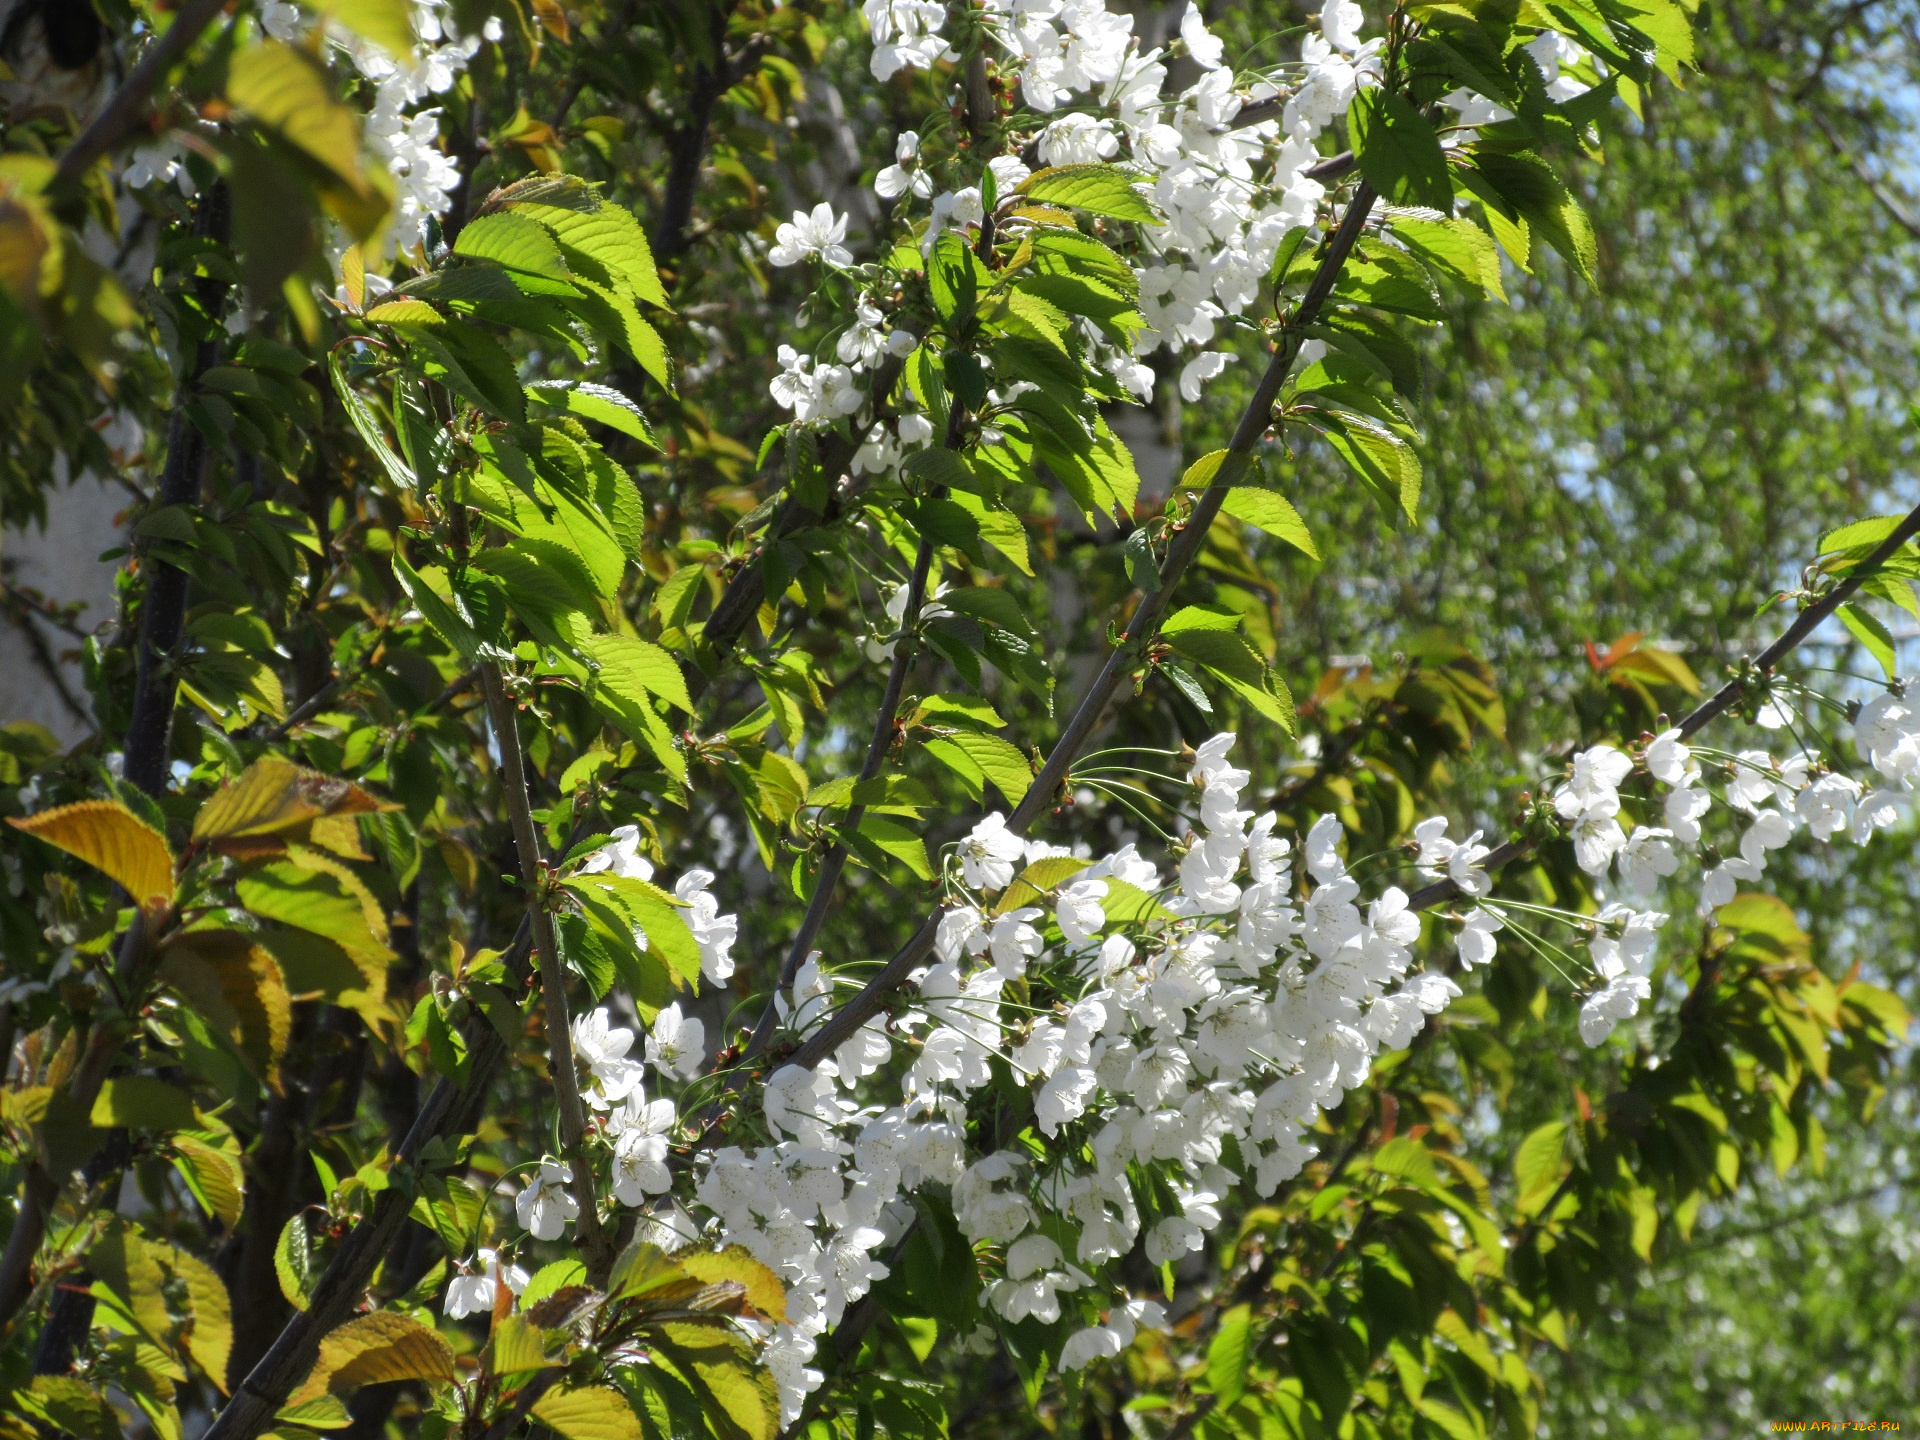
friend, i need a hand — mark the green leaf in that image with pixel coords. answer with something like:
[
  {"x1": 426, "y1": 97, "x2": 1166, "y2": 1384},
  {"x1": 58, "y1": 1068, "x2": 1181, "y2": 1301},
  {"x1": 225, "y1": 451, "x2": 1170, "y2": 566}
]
[
  {"x1": 529, "y1": 380, "x2": 659, "y2": 448},
  {"x1": 90, "y1": 1077, "x2": 196, "y2": 1132},
  {"x1": 523, "y1": 1258, "x2": 591, "y2": 1309},
  {"x1": 410, "y1": 1173, "x2": 487, "y2": 1253},
  {"x1": 393, "y1": 553, "x2": 482, "y2": 661},
  {"x1": 236, "y1": 863, "x2": 396, "y2": 966},
  {"x1": 403, "y1": 325, "x2": 528, "y2": 422},
  {"x1": 1837, "y1": 603, "x2": 1898, "y2": 679},
  {"x1": 1819, "y1": 513, "x2": 1908, "y2": 555},
  {"x1": 1514, "y1": 1120, "x2": 1568, "y2": 1215},
  {"x1": 1207, "y1": 1304, "x2": 1253, "y2": 1408},
  {"x1": 1298, "y1": 408, "x2": 1423, "y2": 520},
  {"x1": 510, "y1": 181, "x2": 669, "y2": 308},
  {"x1": 276, "y1": 1214, "x2": 313, "y2": 1310},
  {"x1": 1348, "y1": 89, "x2": 1454, "y2": 211},
  {"x1": 582, "y1": 632, "x2": 694, "y2": 714},
  {"x1": 1178, "y1": 448, "x2": 1252, "y2": 493},
  {"x1": 565, "y1": 875, "x2": 703, "y2": 986},
  {"x1": 926, "y1": 731, "x2": 1031, "y2": 807},
  {"x1": 1017, "y1": 164, "x2": 1161, "y2": 224},
  {"x1": 1465, "y1": 149, "x2": 1597, "y2": 281},
  {"x1": 1221, "y1": 487, "x2": 1319, "y2": 559},
  {"x1": 329, "y1": 356, "x2": 415, "y2": 490},
  {"x1": 950, "y1": 490, "x2": 1032, "y2": 574},
  {"x1": 850, "y1": 815, "x2": 932, "y2": 880},
  {"x1": 454, "y1": 210, "x2": 573, "y2": 280},
  {"x1": 1390, "y1": 215, "x2": 1506, "y2": 301}
]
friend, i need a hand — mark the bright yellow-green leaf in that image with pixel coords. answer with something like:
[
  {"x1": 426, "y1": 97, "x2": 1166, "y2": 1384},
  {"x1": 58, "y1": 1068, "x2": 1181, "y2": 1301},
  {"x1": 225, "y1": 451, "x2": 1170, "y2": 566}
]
[
  {"x1": 532, "y1": 1385, "x2": 646, "y2": 1440},
  {"x1": 994, "y1": 854, "x2": 1093, "y2": 916},
  {"x1": 91, "y1": 1077, "x2": 196, "y2": 1132},
  {"x1": 289, "y1": 1312, "x2": 456, "y2": 1403},
  {"x1": 313, "y1": 0, "x2": 416, "y2": 55},
  {"x1": 228, "y1": 41, "x2": 367, "y2": 186},
  {"x1": 1221, "y1": 487, "x2": 1319, "y2": 559},
  {"x1": 678, "y1": 1248, "x2": 788, "y2": 1324},
  {"x1": 8, "y1": 800, "x2": 174, "y2": 907}
]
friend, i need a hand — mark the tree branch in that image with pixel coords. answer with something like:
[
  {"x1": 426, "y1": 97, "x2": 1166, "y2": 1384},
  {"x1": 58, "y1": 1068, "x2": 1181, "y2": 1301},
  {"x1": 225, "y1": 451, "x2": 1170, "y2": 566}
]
[
  {"x1": 49, "y1": 0, "x2": 232, "y2": 197},
  {"x1": 1405, "y1": 494, "x2": 1920, "y2": 912},
  {"x1": 480, "y1": 664, "x2": 612, "y2": 1283},
  {"x1": 0, "y1": 182, "x2": 231, "y2": 1340},
  {"x1": 123, "y1": 181, "x2": 231, "y2": 797},
  {"x1": 783, "y1": 182, "x2": 1380, "y2": 1073}
]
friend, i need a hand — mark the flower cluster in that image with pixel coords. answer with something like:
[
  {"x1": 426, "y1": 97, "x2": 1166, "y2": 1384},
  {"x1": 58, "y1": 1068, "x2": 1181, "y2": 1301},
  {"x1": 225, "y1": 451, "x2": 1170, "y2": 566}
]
[
  {"x1": 762, "y1": 0, "x2": 1607, "y2": 489},
  {"x1": 123, "y1": 3, "x2": 489, "y2": 259},
  {"x1": 458, "y1": 661, "x2": 1918, "y2": 1422}
]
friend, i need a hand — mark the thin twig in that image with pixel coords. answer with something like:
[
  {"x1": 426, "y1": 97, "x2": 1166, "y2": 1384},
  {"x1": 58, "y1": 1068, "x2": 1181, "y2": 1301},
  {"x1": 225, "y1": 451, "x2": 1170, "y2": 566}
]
[
  {"x1": 480, "y1": 664, "x2": 611, "y2": 1282},
  {"x1": 49, "y1": 0, "x2": 231, "y2": 195},
  {"x1": 1405, "y1": 495, "x2": 1920, "y2": 913}
]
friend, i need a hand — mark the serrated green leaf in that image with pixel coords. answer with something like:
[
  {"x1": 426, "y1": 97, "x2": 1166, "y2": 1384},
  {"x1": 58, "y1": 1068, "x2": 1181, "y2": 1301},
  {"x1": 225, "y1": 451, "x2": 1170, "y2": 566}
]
[
  {"x1": 1349, "y1": 89, "x2": 1453, "y2": 211},
  {"x1": 276, "y1": 1214, "x2": 313, "y2": 1310},
  {"x1": 1017, "y1": 164, "x2": 1160, "y2": 224}
]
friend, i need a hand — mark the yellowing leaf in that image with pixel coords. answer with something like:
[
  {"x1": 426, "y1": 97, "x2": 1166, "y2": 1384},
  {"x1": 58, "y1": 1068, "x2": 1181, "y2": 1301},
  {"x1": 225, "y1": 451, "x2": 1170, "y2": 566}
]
[
  {"x1": 290, "y1": 1312, "x2": 456, "y2": 1403},
  {"x1": 19, "y1": 1377, "x2": 124, "y2": 1440},
  {"x1": 533, "y1": 1385, "x2": 645, "y2": 1440},
  {"x1": 191, "y1": 758, "x2": 387, "y2": 858},
  {"x1": 651, "y1": 1332, "x2": 779, "y2": 1440},
  {"x1": 1514, "y1": 1120, "x2": 1568, "y2": 1216},
  {"x1": 171, "y1": 1134, "x2": 245, "y2": 1227},
  {"x1": 488, "y1": 1315, "x2": 561, "y2": 1375},
  {"x1": 166, "y1": 1244, "x2": 235, "y2": 1392},
  {"x1": 158, "y1": 930, "x2": 294, "y2": 1086},
  {"x1": 313, "y1": 0, "x2": 415, "y2": 55},
  {"x1": 530, "y1": 0, "x2": 571, "y2": 42},
  {"x1": 9, "y1": 800, "x2": 175, "y2": 907},
  {"x1": 678, "y1": 1247, "x2": 788, "y2": 1323}
]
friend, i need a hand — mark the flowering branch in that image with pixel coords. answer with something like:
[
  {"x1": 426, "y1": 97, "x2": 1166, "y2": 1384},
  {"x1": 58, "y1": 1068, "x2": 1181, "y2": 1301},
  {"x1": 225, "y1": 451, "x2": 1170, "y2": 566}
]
[
  {"x1": 1404, "y1": 493, "x2": 1920, "y2": 913},
  {"x1": 786, "y1": 180, "x2": 1380, "y2": 1074}
]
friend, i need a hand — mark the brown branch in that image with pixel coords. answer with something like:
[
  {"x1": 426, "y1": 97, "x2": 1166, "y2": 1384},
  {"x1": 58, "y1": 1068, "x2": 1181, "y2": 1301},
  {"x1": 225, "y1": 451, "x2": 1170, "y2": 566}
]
[
  {"x1": 123, "y1": 181, "x2": 231, "y2": 797},
  {"x1": 49, "y1": 0, "x2": 232, "y2": 196},
  {"x1": 1804, "y1": 104, "x2": 1920, "y2": 242},
  {"x1": 480, "y1": 664, "x2": 611, "y2": 1283},
  {"x1": 784, "y1": 181, "x2": 1381, "y2": 1074},
  {"x1": 1402, "y1": 495, "x2": 1920, "y2": 913}
]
